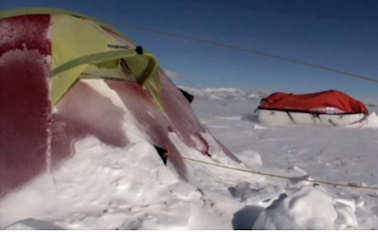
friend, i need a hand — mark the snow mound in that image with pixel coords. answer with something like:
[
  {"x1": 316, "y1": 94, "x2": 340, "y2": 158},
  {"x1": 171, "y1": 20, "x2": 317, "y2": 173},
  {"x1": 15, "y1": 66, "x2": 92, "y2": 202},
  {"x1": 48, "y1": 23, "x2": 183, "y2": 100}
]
[
  {"x1": 235, "y1": 150, "x2": 263, "y2": 168},
  {"x1": 347, "y1": 112, "x2": 378, "y2": 128},
  {"x1": 180, "y1": 86, "x2": 268, "y2": 101},
  {"x1": 5, "y1": 218, "x2": 62, "y2": 230},
  {"x1": 252, "y1": 186, "x2": 358, "y2": 229},
  {"x1": 0, "y1": 135, "x2": 201, "y2": 229}
]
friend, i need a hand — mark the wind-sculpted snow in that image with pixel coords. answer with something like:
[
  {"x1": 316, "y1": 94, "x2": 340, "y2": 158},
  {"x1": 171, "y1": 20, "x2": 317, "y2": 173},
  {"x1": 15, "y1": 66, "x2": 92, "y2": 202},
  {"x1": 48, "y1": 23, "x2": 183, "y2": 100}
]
[
  {"x1": 2, "y1": 82, "x2": 378, "y2": 229},
  {"x1": 253, "y1": 186, "x2": 357, "y2": 229}
]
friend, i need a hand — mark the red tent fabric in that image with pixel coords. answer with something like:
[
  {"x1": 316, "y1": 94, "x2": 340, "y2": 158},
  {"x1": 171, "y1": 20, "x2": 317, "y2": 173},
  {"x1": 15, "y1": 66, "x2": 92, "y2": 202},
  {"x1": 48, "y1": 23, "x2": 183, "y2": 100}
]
[{"x1": 259, "y1": 90, "x2": 369, "y2": 115}]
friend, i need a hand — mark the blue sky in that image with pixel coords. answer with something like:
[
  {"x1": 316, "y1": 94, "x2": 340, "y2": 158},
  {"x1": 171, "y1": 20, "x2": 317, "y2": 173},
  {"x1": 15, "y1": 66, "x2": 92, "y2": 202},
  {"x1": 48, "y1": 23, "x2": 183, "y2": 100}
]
[{"x1": 2, "y1": 0, "x2": 378, "y2": 99}]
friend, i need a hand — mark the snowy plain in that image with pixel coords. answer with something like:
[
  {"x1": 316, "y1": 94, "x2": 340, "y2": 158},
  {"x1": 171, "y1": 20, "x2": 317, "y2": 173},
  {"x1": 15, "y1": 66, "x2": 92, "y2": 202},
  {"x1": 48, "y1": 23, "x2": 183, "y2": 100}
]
[{"x1": 1, "y1": 85, "x2": 378, "y2": 229}]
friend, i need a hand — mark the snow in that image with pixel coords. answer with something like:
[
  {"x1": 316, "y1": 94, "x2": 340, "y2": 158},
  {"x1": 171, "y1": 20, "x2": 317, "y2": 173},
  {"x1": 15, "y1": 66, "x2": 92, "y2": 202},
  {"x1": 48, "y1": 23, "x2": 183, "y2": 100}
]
[
  {"x1": 348, "y1": 112, "x2": 378, "y2": 128},
  {"x1": 1, "y1": 86, "x2": 378, "y2": 229},
  {"x1": 252, "y1": 186, "x2": 357, "y2": 229},
  {"x1": 180, "y1": 86, "x2": 268, "y2": 100}
]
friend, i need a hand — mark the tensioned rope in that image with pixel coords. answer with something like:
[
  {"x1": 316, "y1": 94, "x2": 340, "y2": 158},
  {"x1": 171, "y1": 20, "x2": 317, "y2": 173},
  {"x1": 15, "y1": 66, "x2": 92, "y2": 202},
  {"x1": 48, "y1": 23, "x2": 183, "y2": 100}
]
[
  {"x1": 182, "y1": 156, "x2": 378, "y2": 191},
  {"x1": 115, "y1": 23, "x2": 378, "y2": 84}
]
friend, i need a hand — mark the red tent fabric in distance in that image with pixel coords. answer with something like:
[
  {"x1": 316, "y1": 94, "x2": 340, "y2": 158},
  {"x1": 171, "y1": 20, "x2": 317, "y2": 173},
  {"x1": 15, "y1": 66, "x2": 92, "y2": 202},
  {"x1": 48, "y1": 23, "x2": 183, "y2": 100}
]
[{"x1": 258, "y1": 90, "x2": 368, "y2": 115}]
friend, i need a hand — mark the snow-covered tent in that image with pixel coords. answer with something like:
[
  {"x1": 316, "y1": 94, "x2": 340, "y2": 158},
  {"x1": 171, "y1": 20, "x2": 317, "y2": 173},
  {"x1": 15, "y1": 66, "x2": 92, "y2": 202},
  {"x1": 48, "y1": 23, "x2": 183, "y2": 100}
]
[
  {"x1": 0, "y1": 8, "x2": 239, "y2": 198},
  {"x1": 257, "y1": 90, "x2": 369, "y2": 126}
]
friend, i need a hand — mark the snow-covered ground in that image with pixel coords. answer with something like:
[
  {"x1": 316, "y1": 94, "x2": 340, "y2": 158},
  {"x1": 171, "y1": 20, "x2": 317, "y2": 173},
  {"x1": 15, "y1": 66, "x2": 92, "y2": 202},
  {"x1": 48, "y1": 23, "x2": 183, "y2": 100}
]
[{"x1": 1, "y1": 86, "x2": 378, "y2": 229}]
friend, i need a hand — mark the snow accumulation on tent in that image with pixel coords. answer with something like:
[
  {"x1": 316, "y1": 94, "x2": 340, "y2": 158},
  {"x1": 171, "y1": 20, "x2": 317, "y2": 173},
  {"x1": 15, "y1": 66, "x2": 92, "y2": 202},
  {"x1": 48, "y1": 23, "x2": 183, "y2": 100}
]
[{"x1": 0, "y1": 8, "x2": 240, "y2": 199}]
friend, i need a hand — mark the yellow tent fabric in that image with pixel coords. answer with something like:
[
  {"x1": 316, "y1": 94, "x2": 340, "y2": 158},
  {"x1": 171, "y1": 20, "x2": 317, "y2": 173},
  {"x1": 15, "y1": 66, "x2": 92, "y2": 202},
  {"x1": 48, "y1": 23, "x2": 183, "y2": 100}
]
[
  {"x1": 51, "y1": 14, "x2": 127, "y2": 104},
  {"x1": 0, "y1": 8, "x2": 164, "y2": 109}
]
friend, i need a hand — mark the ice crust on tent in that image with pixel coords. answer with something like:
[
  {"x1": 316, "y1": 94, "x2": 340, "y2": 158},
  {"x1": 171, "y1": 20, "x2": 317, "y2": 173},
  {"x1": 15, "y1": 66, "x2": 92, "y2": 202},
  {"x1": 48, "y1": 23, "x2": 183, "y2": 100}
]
[
  {"x1": 0, "y1": 15, "x2": 51, "y2": 56},
  {"x1": 0, "y1": 49, "x2": 51, "y2": 197},
  {"x1": 0, "y1": 15, "x2": 52, "y2": 197}
]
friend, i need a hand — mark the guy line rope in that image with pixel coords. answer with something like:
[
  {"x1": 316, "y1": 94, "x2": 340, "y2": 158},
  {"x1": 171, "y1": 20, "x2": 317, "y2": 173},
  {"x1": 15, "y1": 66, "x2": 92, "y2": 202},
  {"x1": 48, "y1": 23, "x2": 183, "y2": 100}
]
[
  {"x1": 115, "y1": 23, "x2": 378, "y2": 84},
  {"x1": 182, "y1": 156, "x2": 378, "y2": 191}
]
